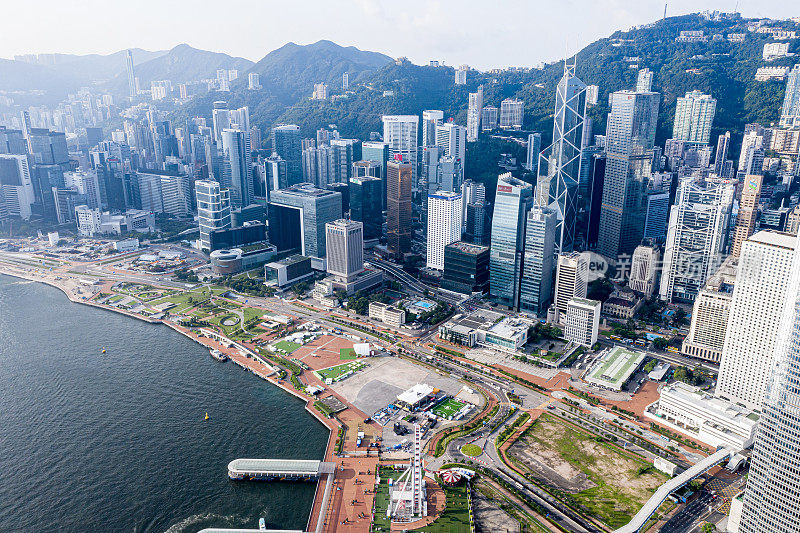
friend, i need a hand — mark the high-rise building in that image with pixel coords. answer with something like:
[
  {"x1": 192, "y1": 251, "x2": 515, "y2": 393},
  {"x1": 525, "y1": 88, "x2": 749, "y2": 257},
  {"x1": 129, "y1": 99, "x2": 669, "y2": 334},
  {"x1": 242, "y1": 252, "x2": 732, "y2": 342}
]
[
  {"x1": 361, "y1": 142, "x2": 390, "y2": 210},
  {"x1": 349, "y1": 176, "x2": 382, "y2": 241},
  {"x1": 382, "y1": 115, "x2": 419, "y2": 184},
  {"x1": 211, "y1": 101, "x2": 231, "y2": 145},
  {"x1": 0, "y1": 153, "x2": 34, "y2": 219},
  {"x1": 636, "y1": 68, "x2": 653, "y2": 92},
  {"x1": 779, "y1": 64, "x2": 800, "y2": 128},
  {"x1": 125, "y1": 50, "x2": 137, "y2": 98},
  {"x1": 643, "y1": 190, "x2": 670, "y2": 241},
  {"x1": 490, "y1": 173, "x2": 533, "y2": 309},
  {"x1": 466, "y1": 85, "x2": 483, "y2": 141},
  {"x1": 738, "y1": 129, "x2": 765, "y2": 177},
  {"x1": 421, "y1": 110, "x2": 444, "y2": 148},
  {"x1": 455, "y1": 65, "x2": 468, "y2": 85},
  {"x1": 564, "y1": 298, "x2": 601, "y2": 347},
  {"x1": 717, "y1": 231, "x2": 796, "y2": 411},
  {"x1": 673, "y1": 90, "x2": 717, "y2": 144},
  {"x1": 386, "y1": 159, "x2": 412, "y2": 260},
  {"x1": 426, "y1": 191, "x2": 463, "y2": 270},
  {"x1": 525, "y1": 133, "x2": 541, "y2": 173},
  {"x1": 441, "y1": 242, "x2": 490, "y2": 294},
  {"x1": 499, "y1": 99, "x2": 524, "y2": 129},
  {"x1": 713, "y1": 131, "x2": 731, "y2": 176},
  {"x1": 268, "y1": 183, "x2": 342, "y2": 262},
  {"x1": 585, "y1": 84, "x2": 599, "y2": 105},
  {"x1": 342, "y1": 72, "x2": 349, "y2": 91},
  {"x1": 739, "y1": 232, "x2": 800, "y2": 531},
  {"x1": 435, "y1": 122, "x2": 467, "y2": 165},
  {"x1": 659, "y1": 178, "x2": 734, "y2": 303},
  {"x1": 311, "y1": 83, "x2": 329, "y2": 100},
  {"x1": 196, "y1": 180, "x2": 231, "y2": 251},
  {"x1": 325, "y1": 219, "x2": 364, "y2": 282},
  {"x1": 248, "y1": 72, "x2": 261, "y2": 90},
  {"x1": 519, "y1": 206, "x2": 557, "y2": 316},
  {"x1": 535, "y1": 61, "x2": 587, "y2": 254},
  {"x1": 628, "y1": 245, "x2": 660, "y2": 298},
  {"x1": 681, "y1": 256, "x2": 737, "y2": 363},
  {"x1": 481, "y1": 106, "x2": 498, "y2": 131},
  {"x1": 554, "y1": 252, "x2": 589, "y2": 322},
  {"x1": 221, "y1": 128, "x2": 253, "y2": 208},
  {"x1": 271, "y1": 125, "x2": 303, "y2": 186},
  {"x1": 597, "y1": 88, "x2": 660, "y2": 260},
  {"x1": 731, "y1": 175, "x2": 763, "y2": 257}
]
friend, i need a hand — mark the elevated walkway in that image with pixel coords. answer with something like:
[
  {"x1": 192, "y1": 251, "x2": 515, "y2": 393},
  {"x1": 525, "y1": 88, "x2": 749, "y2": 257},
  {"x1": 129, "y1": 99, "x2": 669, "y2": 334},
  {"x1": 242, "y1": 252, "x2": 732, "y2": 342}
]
[
  {"x1": 228, "y1": 458, "x2": 335, "y2": 481},
  {"x1": 614, "y1": 448, "x2": 734, "y2": 533}
]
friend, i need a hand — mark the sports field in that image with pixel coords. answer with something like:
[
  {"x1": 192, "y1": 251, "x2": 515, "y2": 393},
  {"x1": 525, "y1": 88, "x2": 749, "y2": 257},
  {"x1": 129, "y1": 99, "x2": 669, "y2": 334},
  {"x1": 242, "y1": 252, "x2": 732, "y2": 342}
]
[
  {"x1": 432, "y1": 397, "x2": 467, "y2": 419},
  {"x1": 314, "y1": 361, "x2": 366, "y2": 382}
]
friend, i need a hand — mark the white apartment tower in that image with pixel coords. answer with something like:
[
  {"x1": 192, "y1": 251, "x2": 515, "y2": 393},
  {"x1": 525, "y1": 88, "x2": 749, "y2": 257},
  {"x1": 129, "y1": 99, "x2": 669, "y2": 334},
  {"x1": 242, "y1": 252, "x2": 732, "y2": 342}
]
[
  {"x1": 717, "y1": 231, "x2": 797, "y2": 410},
  {"x1": 435, "y1": 122, "x2": 467, "y2": 164},
  {"x1": 499, "y1": 99, "x2": 524, "y2": 129},
  {"x1": 325, "y1": 219, "x2": 364, "y2": 282},
  {"x1": 421, "y1": 110, "x2": 444, "y2": 149},
  {"x1": 673, "y1": 90, "x2": 717, "y2": 144},
  {"x1": 554, "y1": 252, "x2": 589, "y2": 322},
  {"x1": 466, "y1": 85, "x2": 483, "y2": 142},
  {"x1": 426, "y1": 191, "x2": 463, "y2": 270},
  {"x1": 628, "y1": 245, "x2": 660, "y2": 297},
  {"x1": 455, "y1": 65, "x2": 468, "y2": 85}
]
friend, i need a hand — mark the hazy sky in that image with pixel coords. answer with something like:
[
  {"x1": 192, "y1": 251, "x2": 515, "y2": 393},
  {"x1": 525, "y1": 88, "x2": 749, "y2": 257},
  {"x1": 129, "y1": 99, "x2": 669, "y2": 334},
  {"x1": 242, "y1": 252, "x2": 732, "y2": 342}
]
[{"x1": 1, "y1": 0, "x2": 795, "y2": 69}]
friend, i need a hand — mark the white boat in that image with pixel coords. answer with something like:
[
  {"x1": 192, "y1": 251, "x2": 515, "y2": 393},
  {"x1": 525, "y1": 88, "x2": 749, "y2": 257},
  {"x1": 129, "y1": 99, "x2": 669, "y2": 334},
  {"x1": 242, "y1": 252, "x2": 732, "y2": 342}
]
[
  {"x1": 259, "y1": 518, "x2": 266, "y2": 530},
  {"x1": 210, "y1": 349, "x2": 228, "y2": 362}
]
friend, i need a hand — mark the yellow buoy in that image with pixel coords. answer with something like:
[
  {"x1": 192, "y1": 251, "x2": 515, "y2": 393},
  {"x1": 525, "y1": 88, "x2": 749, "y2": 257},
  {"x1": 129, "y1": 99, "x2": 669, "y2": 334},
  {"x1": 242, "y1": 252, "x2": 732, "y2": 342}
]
[
  {"x1": 205, "y1": 412, "x2": 210, "y2": 420},
  {"x1": 102, "y1": 347, "x2": 106, "y2": 353}
]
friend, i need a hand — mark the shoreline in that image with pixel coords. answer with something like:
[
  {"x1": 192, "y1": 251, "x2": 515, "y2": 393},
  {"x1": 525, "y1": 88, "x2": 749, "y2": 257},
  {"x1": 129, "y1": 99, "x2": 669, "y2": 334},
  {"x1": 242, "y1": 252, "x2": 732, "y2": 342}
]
[{"x1": 0, "y1": 265, "x2": 338, "y2": 533}]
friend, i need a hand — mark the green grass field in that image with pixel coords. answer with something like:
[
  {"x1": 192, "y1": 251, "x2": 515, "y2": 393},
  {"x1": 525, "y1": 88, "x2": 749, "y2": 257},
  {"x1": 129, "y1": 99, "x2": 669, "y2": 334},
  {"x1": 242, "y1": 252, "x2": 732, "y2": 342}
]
[
  {"x1": 339, "y1": 348, "x2": 357, "y2": 360},
  {"x1": 432, "y1": 398, "x2": 467, "y2": 419},
  {"x1": 461, "y1": 443, "x2": 483, "y2": 457},
  {"x1": 410, "y1": 483, "x2": 471, "y2": 533},
  {"x1": 274, "y1": 340, "x2": 302, "y2": 354},
  {"x1": 314, "y1": 361, "x2": 365, "y2": 382}
]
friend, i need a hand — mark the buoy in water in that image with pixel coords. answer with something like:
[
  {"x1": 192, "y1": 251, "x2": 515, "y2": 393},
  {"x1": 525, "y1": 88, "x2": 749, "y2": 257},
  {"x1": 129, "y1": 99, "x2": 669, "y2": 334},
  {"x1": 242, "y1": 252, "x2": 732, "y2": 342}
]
[
  {"x1": 102, "y1": 347, "x2": 106, "y2": 353},
  {"x1": 205, "y1": 412, "x2": 210, "y2": 420}
]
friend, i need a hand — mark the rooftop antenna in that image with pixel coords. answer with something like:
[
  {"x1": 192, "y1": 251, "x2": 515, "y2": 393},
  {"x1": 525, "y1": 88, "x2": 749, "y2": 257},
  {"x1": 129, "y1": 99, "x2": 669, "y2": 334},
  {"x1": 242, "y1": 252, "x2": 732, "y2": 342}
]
[{"x1": 664, "y1": 3, "x2": 668, "y2": 19}]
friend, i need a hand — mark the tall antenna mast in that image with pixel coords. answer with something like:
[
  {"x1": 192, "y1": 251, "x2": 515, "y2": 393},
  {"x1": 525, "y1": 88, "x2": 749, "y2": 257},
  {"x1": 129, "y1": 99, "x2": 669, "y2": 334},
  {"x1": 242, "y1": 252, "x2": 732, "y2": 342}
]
[{"x1": 664, "y1": 3, "x2": 668, "y2": 19}]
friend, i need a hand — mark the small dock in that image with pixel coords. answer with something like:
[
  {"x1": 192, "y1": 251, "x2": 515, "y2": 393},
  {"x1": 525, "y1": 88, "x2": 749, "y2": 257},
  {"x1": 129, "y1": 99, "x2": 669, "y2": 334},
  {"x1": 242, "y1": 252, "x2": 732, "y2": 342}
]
[{"x1": 228, "y1": 458, "x2": 335, "y2": 481}]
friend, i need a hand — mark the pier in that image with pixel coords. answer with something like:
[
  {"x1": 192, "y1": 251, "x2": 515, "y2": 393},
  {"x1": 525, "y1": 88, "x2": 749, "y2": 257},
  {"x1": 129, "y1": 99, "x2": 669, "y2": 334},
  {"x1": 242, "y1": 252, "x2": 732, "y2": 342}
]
[{"x1": 228, "y1": 458, "x2": 335, "y2": 481}]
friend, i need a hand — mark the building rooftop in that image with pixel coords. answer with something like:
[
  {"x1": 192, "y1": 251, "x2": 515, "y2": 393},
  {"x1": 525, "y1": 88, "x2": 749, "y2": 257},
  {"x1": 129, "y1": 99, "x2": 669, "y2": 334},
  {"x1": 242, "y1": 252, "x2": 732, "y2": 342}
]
[
  {"x1": 446, "y1": 241, "x2": 489, "y2": 255},
  {"x1": 267, "y1": 254, "x2": 309, "y2": 267},
  {"x1": 487, "y1": 317, "x2": 530, "y2": 338},
  {"x1": 662, "y1": 382, "x2": 759, "y2": 428},
  {"x1": 569, "y1": 297, "x2": 601, "y2": 308},
  {"x1": 397, "y1": 383, "x2": 435, "y2": 405},
  {"x1": 273, "y1": 183, "x2": 339, "y2": 198},
  {"x1": 586, "y1": 346, "x2": 645, "y2": 389},
  {"x1": 747, "y1": 230, "x2": 797, "y2": 250}
]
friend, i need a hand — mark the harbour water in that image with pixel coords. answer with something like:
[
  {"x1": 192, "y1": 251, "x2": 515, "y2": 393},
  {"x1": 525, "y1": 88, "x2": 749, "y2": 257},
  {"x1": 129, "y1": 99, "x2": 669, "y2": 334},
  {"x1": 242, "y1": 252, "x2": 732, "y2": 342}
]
[{"x1": 0, "y1": 274, "x2": 328, "y2": 532}]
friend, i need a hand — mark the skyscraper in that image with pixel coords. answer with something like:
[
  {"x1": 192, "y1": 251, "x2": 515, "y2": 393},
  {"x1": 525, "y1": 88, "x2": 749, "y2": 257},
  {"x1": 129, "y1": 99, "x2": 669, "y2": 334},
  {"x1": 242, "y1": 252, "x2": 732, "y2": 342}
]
[
  {"x1": 489, "y1": 173, "x2": 533, "y2": 309},
  {"x1": 386, "y1": 158, "x2": 412, "y2": 260},
  {"x1": 382, "y1": 115, "x2": 419, "y2": 184},
  {"x1": 597, "y1": 88, "x2": 660, "y2": 260},
  {"x1": 466, "y1": 85, "x2": 483, "y2": 142},
  {"x1": 731, "y1": 175, "x2": 763, "y2": 257},
  {"x1": 535, "y1": 61, "x2": 587, "y2": 254},
  {"x1": 349, "y1": 176, "x2": 382, "y2": 241},
  {"x1": 196, "y1": 180, "x2": 231, "y2": 251},
  {"x1": 325, "y1": 219, "x2": 364, "y2": 282},
  {"x1": 554, "y1": 252, "x2": 589, "y2": 322},
  {"x1": 779, "y1": 64, "x2": 800, "y2": 128},
  {"x1": 271, "y1": 125, "x2": 302, "y2": 186},
  {"x1": 426, "y1": 191, "x2": 463, "y2": 270},
  {"x1": 659, "y1": 177, "x2": 734, "y2": 303},
  {"x1": 525, "y1": 133, "x2": 541, "y2": 173},
  {"x1": 636, "y1": 68, "x2": 653, "y2": 92},
  {"x1": 421, "y1": 110, "x2": 444, "y2": 148},
  {"x1": 212, "y1": 101, "x2": 231, "y2": 145},
  {"x1": 519, "y1": 206, "x2": 557, "y2": 316},
  {"x1": 739, "y1": 233, "x2": 800, "y2": 532},
  {"x1": 342, "y1": 72, "x2": 349, "y2": 91},
  {"x1": 455, "y1": 65, "x2": 468, "y2": 85},
  {"x1": 499, "y1": 99, "x2": 524, "y2": 129},
  {"x1": 717, "y1": 231, "x2": 797, "y2": 411},
  {"x1": 737, "y1": 130, "x2": 765, "y2": 177},
  {"x1": 268, "y1": 184, "x2": 342, "y2": 262},
  {"x1": 125, "y1": 50, "x2": 136, "y2": 98},
  {"x1": 248, "y1": 73, "x2": 261, "y2": 90},
  {"x1": 221, "y1": 128, "x2": 253, "y2": 208},
  {"x1": 673, "y1": 90, "x2": 717, "y2": 144},
  {"x1": 713, "y1": 131, "x2": 731, "y2": 176},
  {"x1": 434, "y1": 122, "x2": 466, "y2": 164}
]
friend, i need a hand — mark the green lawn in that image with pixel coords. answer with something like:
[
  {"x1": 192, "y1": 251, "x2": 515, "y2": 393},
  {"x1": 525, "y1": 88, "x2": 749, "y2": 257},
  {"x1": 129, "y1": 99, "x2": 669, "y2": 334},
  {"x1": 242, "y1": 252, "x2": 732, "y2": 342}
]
[
  {"x1": 371, "y1": 469, "x2": 405, "y2": 532},
  {"x1": 461, "y1": 443, "x2": 483, "y2": 457},
  {"x1": 432, "y1": 398, "x2": 467, "y2": 419},
  {"x1": 339, "y1": 348, "x2": 357, "y2": 360},
  {"x1": 410, "y1": 483, "x2": 471, "y2": 533},
  {"x1": 274, "y1": 340, "x2": 302, "y2": 354},
  {"x1": 313, "y1": 361, "x2": 365, "y2": 382}
]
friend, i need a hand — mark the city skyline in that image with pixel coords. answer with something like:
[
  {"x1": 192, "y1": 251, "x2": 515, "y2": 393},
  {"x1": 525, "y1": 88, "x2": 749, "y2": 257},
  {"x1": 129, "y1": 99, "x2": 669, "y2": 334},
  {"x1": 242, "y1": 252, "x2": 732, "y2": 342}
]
[{"x1": 1, "y1": 0, "x2": 797, "y2": 70}]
